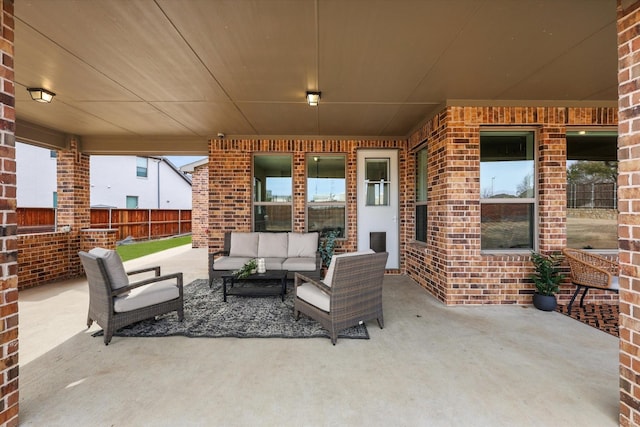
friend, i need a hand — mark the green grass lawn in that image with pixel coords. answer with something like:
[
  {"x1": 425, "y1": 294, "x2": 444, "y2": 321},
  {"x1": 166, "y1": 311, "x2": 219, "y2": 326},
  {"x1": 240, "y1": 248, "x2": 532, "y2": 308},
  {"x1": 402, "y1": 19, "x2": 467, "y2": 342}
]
[{"x1": 116, "y1": 235, "x2": 192, "y2": 261}]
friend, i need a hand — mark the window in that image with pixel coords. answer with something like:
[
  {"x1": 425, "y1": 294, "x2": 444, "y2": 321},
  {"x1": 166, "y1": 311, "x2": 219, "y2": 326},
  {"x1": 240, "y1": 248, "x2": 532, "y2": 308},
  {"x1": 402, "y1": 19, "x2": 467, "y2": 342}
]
[
  {"x1": 136, "y1": 157, "x2": 148, "y2": 178},
  {"x1": 253, "y1": 154, "x2": 292, "y2": 231},
  {"x1": 52, "y1": 191, "x2": 57, "y2": 208},
  {"x1": 415, "y1": 148, "x2": 427, "y2": 242},
  {"x1": 480, "y1": 131, "x2": 536, "y2": 250},
  {"x1": 49, "y1": 150, "x2": 57, "y2": 158},
  {"x1": 566, "y1": 130, "x2": 618, "y2": 249},
  {"x1": 126, "y1": 196, "x2": 138, "y2": 209},
  {"x1": 307, "y1": 155, "x2": 346, "y2": 238},
  {"x1": 365, "y1": 158, "x2": 390, "y2": 206}
]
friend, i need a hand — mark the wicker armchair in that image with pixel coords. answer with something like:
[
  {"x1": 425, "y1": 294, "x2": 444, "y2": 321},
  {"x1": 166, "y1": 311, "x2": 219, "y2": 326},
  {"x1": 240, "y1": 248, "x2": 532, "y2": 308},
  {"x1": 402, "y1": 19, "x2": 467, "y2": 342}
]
[
  {"x1": 562, "y1": 248, "x2": 619, "y2": 313},
  {"x1": 294, "y1": 251, "x2": 388, "y2": 345},
  {"x1": 79, "y1": 249, "x2": 184, "y2": 345}
]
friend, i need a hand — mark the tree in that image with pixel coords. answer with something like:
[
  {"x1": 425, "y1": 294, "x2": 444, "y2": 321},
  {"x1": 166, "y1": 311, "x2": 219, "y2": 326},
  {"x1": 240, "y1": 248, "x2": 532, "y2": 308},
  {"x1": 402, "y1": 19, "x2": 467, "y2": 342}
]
[
  {"x1": 516, "y1": 173, "x2": 534, "y2": 198},
  {"x1": 567, "y1": 161, "x2": 617, "y2": 184}
]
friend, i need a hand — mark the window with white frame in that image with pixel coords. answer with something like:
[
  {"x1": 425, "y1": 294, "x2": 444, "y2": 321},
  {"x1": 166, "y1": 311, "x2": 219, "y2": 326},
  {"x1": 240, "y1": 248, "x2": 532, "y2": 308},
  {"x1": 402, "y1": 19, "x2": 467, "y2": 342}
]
[
  {"x1": 480, "y1": 131, "x2": 536, "y2": 250},
  {"x1": 415, "y1": 147, "x2": 427, "y2": 242},
  {"x1": 253, "y1": 154, "x2": 292, "y2": 232},
  {"x1": 566, "y1": 130, "x2": 618, "y2": 249},
  {"x1": 306, "y1": 154, "x2": 346, "y2": 238},
  {"x1": 136, "y1": 157, "x2": 148, "y2": 178}
]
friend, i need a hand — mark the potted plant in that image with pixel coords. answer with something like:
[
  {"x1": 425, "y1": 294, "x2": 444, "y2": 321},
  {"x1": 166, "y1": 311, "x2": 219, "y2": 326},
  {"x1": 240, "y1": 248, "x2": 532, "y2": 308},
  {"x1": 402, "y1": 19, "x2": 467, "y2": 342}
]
[
  {"x1": 529, "y1": 251, "x2": 565, "y2": 311},
  {"x1": 234, "y1": 258, "x2": 258, "y2": 279},
  {"x1": 318, "y1": 230, "x2": 339, "y2": 270}
]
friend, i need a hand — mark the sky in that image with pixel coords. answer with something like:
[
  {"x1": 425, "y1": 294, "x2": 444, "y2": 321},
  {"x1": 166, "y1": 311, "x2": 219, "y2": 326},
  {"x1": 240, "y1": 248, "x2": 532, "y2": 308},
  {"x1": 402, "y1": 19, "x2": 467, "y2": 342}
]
[{"x1": 164, "y1": 156, "x2": 207, "y2": 168}]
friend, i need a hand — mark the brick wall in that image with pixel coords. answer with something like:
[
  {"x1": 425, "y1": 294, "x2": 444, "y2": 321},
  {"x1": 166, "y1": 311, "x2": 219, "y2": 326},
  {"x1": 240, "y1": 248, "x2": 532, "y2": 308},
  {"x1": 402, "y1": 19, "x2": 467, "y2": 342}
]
[
  {"x1": 617, "y1": 1, "x2": 640, "y2": 425},
  {"x1": 208, "y1": 139, "x2": 407, "y2": 265},
  {"x1": 406, "y1": 106, "x2": 618, "y2": 305},
  {"x1": 17, "y1": 232, "x2": 71, "y2": 290},
  {"x1": 56, "y1": 139, "x2": 90, "y2": 277},
  {"x1": 191, "y1": 164, "x2": 208, "y2": 248},
  {"x1": 0, "y1": 0, "x2": 17, "y2": 424}
]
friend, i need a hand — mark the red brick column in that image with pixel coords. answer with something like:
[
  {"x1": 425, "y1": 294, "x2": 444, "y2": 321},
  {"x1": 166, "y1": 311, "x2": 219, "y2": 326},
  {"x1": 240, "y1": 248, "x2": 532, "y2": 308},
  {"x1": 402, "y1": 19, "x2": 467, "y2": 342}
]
[
  {"x1": 190, "y1": 164, "x2": 209, "y2": 248},
  {"x1": 537, "y1": 124, "x2": 567, "y2": 253},
  {"x1": 0, "y1": 1, "x2": 17, "y2": 424},
  {"x1": 56, "y1": 137, "x2": 90, "y2": 277},
  {"x1": 617, "y1": 2, "x2": 640, "y2": 425}
]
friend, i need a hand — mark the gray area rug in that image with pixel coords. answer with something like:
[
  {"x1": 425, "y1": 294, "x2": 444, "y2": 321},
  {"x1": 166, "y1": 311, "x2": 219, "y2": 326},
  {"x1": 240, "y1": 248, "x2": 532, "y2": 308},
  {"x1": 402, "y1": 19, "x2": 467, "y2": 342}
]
[{"x1": 101, "y1": 279, "x2": 369, "y2": 340}]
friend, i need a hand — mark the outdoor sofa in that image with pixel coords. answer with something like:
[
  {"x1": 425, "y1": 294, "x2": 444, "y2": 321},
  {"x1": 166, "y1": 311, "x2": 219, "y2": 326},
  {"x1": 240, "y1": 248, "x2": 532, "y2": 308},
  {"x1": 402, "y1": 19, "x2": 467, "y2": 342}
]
[{"x1": 210, "y1": 231, "x2": 321, "y2": 284}]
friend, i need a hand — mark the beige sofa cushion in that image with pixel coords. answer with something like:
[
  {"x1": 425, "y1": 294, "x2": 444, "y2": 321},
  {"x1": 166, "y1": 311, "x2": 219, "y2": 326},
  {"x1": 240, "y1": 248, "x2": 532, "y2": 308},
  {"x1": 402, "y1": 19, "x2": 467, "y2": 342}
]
[
  {"x1": 287, "y1": 232, "x2": 318, "y2": 258},
  {"x1": 229, "y1": 232, "x2": 259, "y2": 257},
  {"x1": 89, "y1": 247, "x2": 129, "y2": 290},
  {"x1": 213, "y1": 256, "x2": 254, "y2": 271},
  {"x1": 262, "y1": 257, "x2": 286, "y2": 270},
  {"x1": 282, "y1": 257, "x2": 316, "y2": 272},
  {"x1": 323, "y1": 249, "x2": 375, "y2": 287},
  {"x1": 258, "y1": 232, "x2": 288, "y2": 258}
]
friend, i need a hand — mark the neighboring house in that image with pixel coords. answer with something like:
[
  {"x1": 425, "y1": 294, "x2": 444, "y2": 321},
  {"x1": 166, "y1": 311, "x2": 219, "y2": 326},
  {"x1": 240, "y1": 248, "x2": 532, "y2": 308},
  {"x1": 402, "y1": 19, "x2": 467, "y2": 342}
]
[{"x1": 16, "y1": 142, "x2": 192, "y2": 209}]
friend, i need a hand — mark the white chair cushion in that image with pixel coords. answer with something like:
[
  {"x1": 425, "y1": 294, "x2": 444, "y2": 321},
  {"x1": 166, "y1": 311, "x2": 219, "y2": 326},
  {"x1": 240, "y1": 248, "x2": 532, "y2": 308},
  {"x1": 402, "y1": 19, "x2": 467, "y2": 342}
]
[
  {"x1": 287, "y1": 232, "x2": 318, "y2": 258},
  {"x1": 323, "y1": 249, "x2": 375, "y2": 287},
  {"x1": 282, "y1": 257, "x2": 316, "y2": 271},
  {"x1": 213, "y1": 256, "x2": 253, "y2": 271},
  {"x1": 114, "y1": 280, "x2": 179, "y2": 312},
  {"x1": 229, "y1": 232, "x2": 259, "y2": 257},
  {"x1": 258, "y1": 232, "x2": 288, "y2": 258},
  {"x1": 296, "y1": 282, "x2": 330, "y2": 312},
  {"x1": 89, "y1": 247, "x2": 129, "y2": 290}
]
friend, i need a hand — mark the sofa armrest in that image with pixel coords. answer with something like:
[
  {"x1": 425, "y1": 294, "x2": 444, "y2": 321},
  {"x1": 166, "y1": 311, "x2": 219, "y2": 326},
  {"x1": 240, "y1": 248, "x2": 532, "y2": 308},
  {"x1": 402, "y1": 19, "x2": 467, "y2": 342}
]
[{"x1": 294, "y1": 272, "x2": 331, "y2": 294}]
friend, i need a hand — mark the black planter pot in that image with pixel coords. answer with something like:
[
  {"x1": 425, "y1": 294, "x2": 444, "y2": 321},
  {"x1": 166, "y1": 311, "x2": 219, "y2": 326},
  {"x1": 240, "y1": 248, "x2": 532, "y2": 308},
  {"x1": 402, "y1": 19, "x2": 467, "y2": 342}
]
[{"x1": 533, "y1": 293, "x2": 557, "y2": 311}]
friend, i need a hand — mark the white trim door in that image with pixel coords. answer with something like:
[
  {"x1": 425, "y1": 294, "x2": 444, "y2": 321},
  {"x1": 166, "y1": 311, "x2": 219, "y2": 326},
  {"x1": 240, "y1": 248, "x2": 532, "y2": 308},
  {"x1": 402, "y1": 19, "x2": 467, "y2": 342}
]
[{"x1": 357, "y1": 149, "x2": 399, "y2": 269}]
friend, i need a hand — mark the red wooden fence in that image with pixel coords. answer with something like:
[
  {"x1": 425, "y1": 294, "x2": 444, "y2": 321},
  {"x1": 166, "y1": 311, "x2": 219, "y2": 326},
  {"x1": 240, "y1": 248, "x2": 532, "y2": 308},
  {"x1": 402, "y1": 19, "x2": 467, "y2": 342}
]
[{"x1": 17, "y1": 208, "x2": 192, "y2": 241}]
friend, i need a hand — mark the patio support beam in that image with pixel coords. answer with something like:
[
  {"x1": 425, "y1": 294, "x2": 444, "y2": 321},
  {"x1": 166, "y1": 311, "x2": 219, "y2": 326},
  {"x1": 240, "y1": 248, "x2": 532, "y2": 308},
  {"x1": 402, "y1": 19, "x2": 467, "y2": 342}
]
[
  {"x1": 0, "y1": 1, "x2": 18, "y2": 425},
  {"x1": 56, "y1": 137, "x2": 90, "y2": 277},
  {"x1": 616, "y1": 1, "x2": 640, "y2": 425}
]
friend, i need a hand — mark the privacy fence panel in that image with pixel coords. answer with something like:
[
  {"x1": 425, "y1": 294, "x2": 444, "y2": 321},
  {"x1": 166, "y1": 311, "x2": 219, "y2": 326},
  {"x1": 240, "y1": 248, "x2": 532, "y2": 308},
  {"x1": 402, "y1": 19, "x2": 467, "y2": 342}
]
[{"x1": 17, "y1": 208, "x2": 191, "y2": 241}]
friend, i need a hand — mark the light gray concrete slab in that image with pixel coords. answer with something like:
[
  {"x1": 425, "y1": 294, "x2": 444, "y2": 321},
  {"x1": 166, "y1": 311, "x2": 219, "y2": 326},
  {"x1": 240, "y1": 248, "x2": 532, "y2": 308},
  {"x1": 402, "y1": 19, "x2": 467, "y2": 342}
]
[{"x1": 18, "y1": 246, "x2": 619, "y2": 426}]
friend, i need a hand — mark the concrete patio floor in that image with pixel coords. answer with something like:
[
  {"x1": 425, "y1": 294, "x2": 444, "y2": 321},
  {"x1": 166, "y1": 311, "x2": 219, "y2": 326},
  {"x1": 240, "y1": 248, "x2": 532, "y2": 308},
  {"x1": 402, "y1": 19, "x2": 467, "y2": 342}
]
[{"x1": 18, "y1": 245, "x2": 619, "y2": 426}]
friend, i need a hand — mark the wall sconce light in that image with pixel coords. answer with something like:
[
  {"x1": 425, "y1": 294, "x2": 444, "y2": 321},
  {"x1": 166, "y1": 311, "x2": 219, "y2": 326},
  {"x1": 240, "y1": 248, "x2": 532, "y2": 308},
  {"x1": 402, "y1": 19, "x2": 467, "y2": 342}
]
[
  {"x1": 306, "y1": 91, "x2": 321, "y2": 106},
  {"x1": 27, "y1": 87, "x2": 56, "y2": 103}
]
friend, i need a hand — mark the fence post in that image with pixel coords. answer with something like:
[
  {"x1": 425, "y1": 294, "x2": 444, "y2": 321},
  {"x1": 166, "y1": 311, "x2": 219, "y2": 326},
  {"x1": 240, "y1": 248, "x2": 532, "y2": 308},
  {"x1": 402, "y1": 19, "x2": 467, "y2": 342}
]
[
  {"x1": 148, "y1": 209, "x2": 152, "y2": 240},
  {"x1": 178, "y1": 209, "x2": 181, "y2": 235}
]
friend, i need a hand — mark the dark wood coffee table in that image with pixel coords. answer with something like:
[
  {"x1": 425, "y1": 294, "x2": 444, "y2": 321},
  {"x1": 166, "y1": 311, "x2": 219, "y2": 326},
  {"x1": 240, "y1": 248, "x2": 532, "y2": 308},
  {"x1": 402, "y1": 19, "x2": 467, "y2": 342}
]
[{"x1": 221, "y1": 270, "x2": 288, "y2": 302}]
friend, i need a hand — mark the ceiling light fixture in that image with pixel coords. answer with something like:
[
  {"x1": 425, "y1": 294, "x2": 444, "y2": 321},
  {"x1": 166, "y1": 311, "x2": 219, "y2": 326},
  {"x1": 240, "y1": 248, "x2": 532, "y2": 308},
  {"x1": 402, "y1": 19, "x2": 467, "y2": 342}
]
[
  {"x1": 306, "y1": 91, "x2": 321, "y2": 106},
  {"x1": 27, "y1": 87, "x2": 56, "y2": 103}
]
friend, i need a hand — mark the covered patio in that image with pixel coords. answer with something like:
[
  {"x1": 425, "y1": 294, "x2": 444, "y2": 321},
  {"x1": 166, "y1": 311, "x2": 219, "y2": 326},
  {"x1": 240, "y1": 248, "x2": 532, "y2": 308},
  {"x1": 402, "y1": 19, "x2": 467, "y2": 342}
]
[
  {"x1": 18, "y1": 245, "x2": 618, "y2": 426},
  {"x1": 1, "y1": 1, "x2": 639, "y2": 425}
]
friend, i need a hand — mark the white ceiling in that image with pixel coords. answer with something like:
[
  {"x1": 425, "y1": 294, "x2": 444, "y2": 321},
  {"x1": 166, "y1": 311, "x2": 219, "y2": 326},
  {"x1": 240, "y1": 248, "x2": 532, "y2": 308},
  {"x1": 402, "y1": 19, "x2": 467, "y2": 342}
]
[{"x1": 13, "y1": 0, "x2": 618, "y2": 154}]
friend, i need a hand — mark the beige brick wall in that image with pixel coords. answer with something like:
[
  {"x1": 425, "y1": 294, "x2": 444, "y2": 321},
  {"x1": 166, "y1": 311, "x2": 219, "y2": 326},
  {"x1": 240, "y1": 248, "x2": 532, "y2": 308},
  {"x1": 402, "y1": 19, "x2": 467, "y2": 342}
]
[
  {"x1": 617, "y1": 2, "x2": 640, "y2": 425},
  {"x1": 0, "y1": 0, "x2": 18, "y2": 424},
  {"x1": 406, "y1": 106, "x2": 618, "y2": 305}
]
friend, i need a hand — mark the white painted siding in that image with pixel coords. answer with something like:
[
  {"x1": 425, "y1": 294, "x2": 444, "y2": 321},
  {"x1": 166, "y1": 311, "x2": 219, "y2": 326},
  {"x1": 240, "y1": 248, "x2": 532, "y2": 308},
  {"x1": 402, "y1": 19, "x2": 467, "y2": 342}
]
[
  {"x1": 16, "y1": 143, "x2": 192, "y2": 209},
  {"x1": 16, "y1": 143, "x2": 57, "y2": 207}
]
